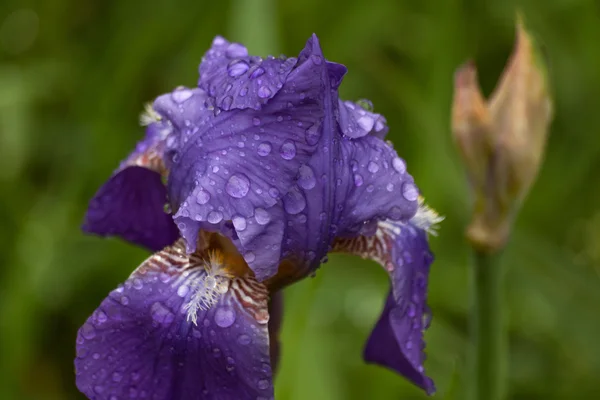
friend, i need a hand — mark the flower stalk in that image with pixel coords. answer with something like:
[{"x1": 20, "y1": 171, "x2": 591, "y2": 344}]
[{"x1": 452, "y1": 14, "x2": 553, "y2": 400}]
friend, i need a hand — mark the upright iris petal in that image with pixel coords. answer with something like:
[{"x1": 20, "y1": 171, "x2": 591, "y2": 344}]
[
  {"x1": 75, "y1": 239, "x2": 274, "y2": 400},
  {"x1": 83, "y1": 118, "x2": 178, "y2": 251},
  {"x1": 162, "y1": 34, "x2": 419, "y2": 283}
]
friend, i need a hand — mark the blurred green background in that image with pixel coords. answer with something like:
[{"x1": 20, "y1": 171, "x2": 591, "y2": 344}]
[{"x1": 1, "y1": 0, "x2": 600, "y2": 399}]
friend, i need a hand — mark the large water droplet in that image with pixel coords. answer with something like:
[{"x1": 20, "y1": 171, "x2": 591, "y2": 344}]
[
  {"x1": 171, "y1": 88, "x2": 193, "y2": 104},
  {"x1": 283, "y1": 187, "x2": 306, "y2": 215},
  {"x1": 257, "y1": 86, "x2": 272, "y2": 98},
  {"x1": 368, "y1": 161, "x2": 379, "y2": 173},
  {"x1": 297, "y1": 164, "x2": 316, "y2": 190},
  {"x1": 226, "y1": 174, "x2": 250, "y2": 198},
  {"x1": 150, "y1": 302, "x2": 175, "y2": 324},
  {"x1": 402, "y1": 182, "x2": 418, "y2": 201},
  {"x1": 207, "y1": 211, "x2": 224, "y2": 224},
  {"x1": 227, "y1": 59, "x2": 249, "y2": 77},
  {"x1": 225, "y1": 43, "x2": 248, "y2": 58},
  {"x1": 214, "y1": 307, "x2": 236, "y2": 328},
  {"x1": 357, "y1": 115, "x2": 374, "y2": 132},
  {"x1": 232, "y1": 215, "x2": 247, "y2": 231},
  {"x1": 280, "y1": 140, "x2": 297, "y2": 160},
  {"x1": 257, "y1": 142, "x2": 272, "y2": 156},
  {"x1": 392, "y1": 157, "x2": 406, "y2": 174},
  {"x1": 254, "y1": 208, "x2": 271, "y2": 225},
  {"x1": 196, "y1": 190, "x2": 211, "y2": 205}
]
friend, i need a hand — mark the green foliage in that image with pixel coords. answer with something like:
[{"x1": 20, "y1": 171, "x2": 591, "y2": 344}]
[{"x1": 0, "y1": 0, "x2": 599, "y2": 398}]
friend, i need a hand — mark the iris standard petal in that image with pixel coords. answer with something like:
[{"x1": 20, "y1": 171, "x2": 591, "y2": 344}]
[
  {"x1": 337, "y1": 99, "x2": 389, "y2": 139},
  {"x1": 333, "y1": 215, "x2": 437, "y2": 395},
  {"x1": 198, "y1": 36, "x2": 298, "y2": 111},
  {"x1": 167, "y1": 35, "x2": 333, "y2": 280},
  {"x1": 75, "y1": 240, "x2": 274, "y2": 400},
  {"x1": 83, "y1": 121, "x2": 178, "y2": 251}
]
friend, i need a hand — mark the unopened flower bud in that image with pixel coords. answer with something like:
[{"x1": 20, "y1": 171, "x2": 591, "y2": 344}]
[{"x1": 452, "y1": 15, "x2": 553, "y2": 253}]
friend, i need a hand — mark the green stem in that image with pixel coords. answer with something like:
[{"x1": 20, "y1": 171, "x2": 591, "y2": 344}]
[{"x1": 471, "y1": 249, "x2": 506, "y2": 400}]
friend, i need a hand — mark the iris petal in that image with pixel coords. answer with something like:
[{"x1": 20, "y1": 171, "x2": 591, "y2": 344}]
[
  {"x1": 198, "y1": 36, "x2": 298, "y2": 111},
  {"x1": 75, "y1": 240, "x2": 274, "y2": 400},
  {"x1": 167, "y1": 35, "x2": 332, "y2": 281},
  {"x1": 83, "y1": 121, "x2": 178, "y2": 251},
  {"x1": 333, "y1": 221, "x2": 435, "y2": 394}
]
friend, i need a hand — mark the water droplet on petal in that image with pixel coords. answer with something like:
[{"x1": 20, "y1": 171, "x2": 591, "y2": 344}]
[
  {"x1": 257, "y1": 379, "x2": 270, "y2": 390},
  {"x1": 232, "y1": 215, "x2": 247, "y2": 231},
  {"x1": 357, "y1": 116, "x2": 374, "y2": 132},
  {"x1": 171, "y1": 88, "x2": 193, "y2": 104},
  {"x1": 368, "y1": 161, "x2": 379, "y2": 173},
  {"x1": 257, "y1": 142, "x2": 272, "y2": 156},
  {"x1": 253, "y1": 117, "x2": 261, "y2": 126},
  {"x1": 392, "y1": 157, "x2": 406, "y2": 174},
  {"x1": 350, "y1": 159, "x2": 359, "y2": 172},
  {"x1": 150, "y1": 302, "x2": 174, "y2": 324},
  {"x1": 220, "y1": 95, "x2": 233, "y2": 110},
  {"x1": 132, "y1": 278, "x2": 143, "y2": 290},
  {"x1": 227, "y1": 60, "x2": 249, "y2": 77},
  {"x1": 93, "y1": 385, "x2": 105, "y2": 394},
  {"x1": 402, "y1": 182, "x2": 418, "y2": 201},
  {"x1": 112, "y1": 372, "x2": 123, "y2": 382},
  {"x1": 81, "y1": 323, "x2": 96, "y2": 339},
  {"x1": 196, "y1": 190, "x2": 211, "y2": 205},
  {"x1": 280, "y1": 140, "x2": 297, "y2": 160},
  {"x1": 177, "y1": 285, "x2": 189, "y2": 297},
  {"x1": 254, "y1": 208, "x2": 271, "y2": 225},
  {"x1": 353, "y1": 174, "x2": 364, "y2": 187},
  {"x1": 207, "y1": 211, "x2": 224, "y2": 224},
  {"x1": 366, "y1": 184, "x2": 374, "y2": 192},
  {"x1": 386, "y1": 183, "x2": 394, "y2": 192},
  {"x1": 257, "y1": 86, "x2": 272, "y2": 98},
  {"x1": 237, "y1": 334, "x2": 251, "y2": 345},
  {"x1": 297, "y1": 164, "x2": 316, "y2": 190},
  {"x1": 214, "y1": 307, "x2": 236, "y2": 328},
  {"x1": 225, "y1": 43, "x2": 248, "y2": 58},
  {"x1": 226, "y1": 174, "x2": 250, "y2": 198},
  {"x1": 268, "y1": 187, "x2": 279, "y2": 198},
  {"x1": 244, "y1": 252, "x2": 256, "y2": 263},
  {"x1": 283, "y1": 187, "x2": 306, "y2": 215},
  {"x1": 250, "y1": 67, "x2": 265, "y2": 79},
  {"x1": 305, "y1": 124, "x2": 321, "y2": 145}
]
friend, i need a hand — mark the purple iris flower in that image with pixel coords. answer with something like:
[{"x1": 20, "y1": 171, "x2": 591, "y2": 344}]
[{"x1": 77, "y1": 34, "x2": 442, "y2": 399}]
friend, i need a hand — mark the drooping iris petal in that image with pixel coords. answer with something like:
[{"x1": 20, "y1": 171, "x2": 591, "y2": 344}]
[
  {"x1": 337, "y1": 99, "x2": 389, "y2": 139},
  {"x1": 83, "y1": 121, "x2": 179, "y2": 251},
  {"x1": 198, "y1": 36, "x2": 298, "y2": 111},
  {"x1": 75, "y1": 240, "x2": 274, "y2": 400},
  {"x1": 166, "y1": 35, "x2": 334, "y2": 280},
  {"x1": 333, "y1": 220, "x2": 435, "y2": 395}
]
